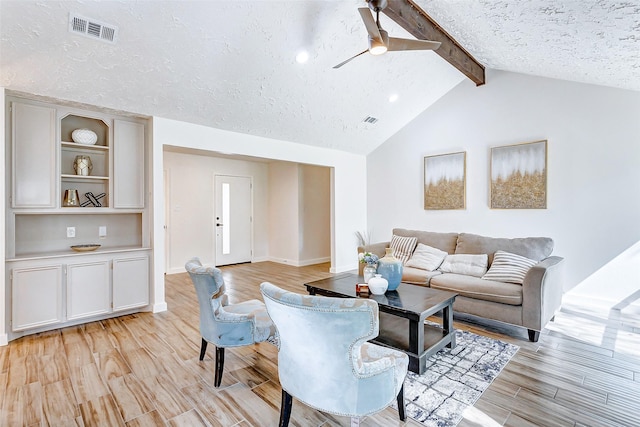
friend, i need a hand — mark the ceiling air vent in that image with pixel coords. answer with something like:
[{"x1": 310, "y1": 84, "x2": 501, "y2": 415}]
[
  {"x1": 363, "y1": 116, "x2": 379, "y2": 124},
  {"x1": 69, "y1": 13, "x2": 118, "y2": 44}
]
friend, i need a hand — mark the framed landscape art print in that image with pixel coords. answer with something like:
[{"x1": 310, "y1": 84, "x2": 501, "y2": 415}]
[
  {"x1": 424, "y1": 151, "x2": 466, "y2": 210},
  {"x1": 490, "y1": 140, "x2": 547, "y2": 209}
]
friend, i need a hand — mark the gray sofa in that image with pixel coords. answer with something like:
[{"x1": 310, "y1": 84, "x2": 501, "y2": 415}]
[{"x1": 358, "y1": 228, "x2": 565, "y2": 342}]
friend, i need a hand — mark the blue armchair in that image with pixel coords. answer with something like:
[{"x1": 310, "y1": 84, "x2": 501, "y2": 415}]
[
  {"x1": 185, "y1": 257, "x2": 276, "y2": 387},
  {"x1": 260, "y1": 281, "x2": 408, "y2": 426}
]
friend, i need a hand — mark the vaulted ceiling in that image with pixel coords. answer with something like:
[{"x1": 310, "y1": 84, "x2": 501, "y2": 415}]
[{"x1": 1, "y1": 1, "x2": 639, "y2": 155}]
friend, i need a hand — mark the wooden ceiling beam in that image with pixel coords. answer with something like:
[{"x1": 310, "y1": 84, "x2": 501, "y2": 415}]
[{"x1": 382, "y1": 0, "x2": 485, "y2": 86}]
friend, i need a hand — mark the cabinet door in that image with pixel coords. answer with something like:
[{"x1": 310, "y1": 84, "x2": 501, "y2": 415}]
[
  {"x1": 113, "y1": 120, "x2": 145, "y2": 208},
  {"x1": 11, "y1": 102, "x2": 56, "y2": 208},
  {"x1": 12, "y1": 265, "x2": 63, "y2": 331},
  {"x1": 113, "y1": 255, "x2": 149, "y2": 311},
  {"x1": 67, "y1": 261, "x2": 110, "y2": 320}
]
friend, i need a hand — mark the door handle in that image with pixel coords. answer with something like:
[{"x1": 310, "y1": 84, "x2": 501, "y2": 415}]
[{"x1": 216, "y1": 223, "x2": 224, "y2": 227}]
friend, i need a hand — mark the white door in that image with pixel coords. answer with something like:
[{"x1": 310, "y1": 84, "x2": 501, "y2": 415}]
[{"x1": 214, "y1": 175, "x2": 252, "y2": 266}]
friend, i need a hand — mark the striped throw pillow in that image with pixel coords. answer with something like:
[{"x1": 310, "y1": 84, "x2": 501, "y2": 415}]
[
  {"x1": 390, "y1": 235, "x2": 418, "y2": 264},
  {"x1": 482, "y1": 250, "x2": 538, "y2": 285}
]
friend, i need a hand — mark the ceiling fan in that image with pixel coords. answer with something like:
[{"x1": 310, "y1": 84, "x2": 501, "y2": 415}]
[{"x1": 334, "y1": 0, "x2": 441, "y2": 69}]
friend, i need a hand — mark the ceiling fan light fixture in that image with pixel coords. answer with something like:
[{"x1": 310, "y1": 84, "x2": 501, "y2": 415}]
[{"x1": 369, "y1": 38, "x2": 387, "y2": 55}]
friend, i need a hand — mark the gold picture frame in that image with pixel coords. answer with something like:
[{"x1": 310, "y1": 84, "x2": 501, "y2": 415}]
[
  {"x1": 424, "y1": 151, "x2": 466, "y2": 210},
  {"x1": 490, "y1": 140, "x2": 547, "y2": 209}
]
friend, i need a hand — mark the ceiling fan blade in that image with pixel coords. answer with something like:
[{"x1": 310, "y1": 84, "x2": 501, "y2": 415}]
[
  {"x1": 358, "y1": 7, "x2": 382, "y2": 43},
  {"x1": 388, "y1": 37, "x2": 441, "y2": 52},
  {"x1": 333, "y1": 49, "x2": 369, "y2": 69}
]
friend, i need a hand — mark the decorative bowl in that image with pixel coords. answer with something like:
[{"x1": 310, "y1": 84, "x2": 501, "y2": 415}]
[
  {"x1": 70, "y1": 244, "x2": 101, "y2": 252},
  {"x1": 71, "y1": 128, "x2": 98, "y2": 145}
]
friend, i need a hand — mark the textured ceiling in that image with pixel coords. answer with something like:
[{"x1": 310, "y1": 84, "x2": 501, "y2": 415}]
[{"x1": 1, "y1": 1, "x2": 639, "y2": 155}]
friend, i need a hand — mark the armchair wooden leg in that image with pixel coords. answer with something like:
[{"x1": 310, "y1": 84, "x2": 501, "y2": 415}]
[
  {"x1": 214, "y1": 346, "x2": 225, "y2": 387},
  {"x1": 528, "y1": 329, "x2": 540, "y2": 342},
  {"x1": 279, "y1": 389, "x2": 293, "y2": 427},
  {"x1": 397, "y1": 384, "x2": 406, "y2": 421},
  {"x1": 199, "y1": 338, "x2": 208, "y2": 361}
]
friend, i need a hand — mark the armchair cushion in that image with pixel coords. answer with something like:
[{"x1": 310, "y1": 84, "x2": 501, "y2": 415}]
[{"x1": 219, "y1": 300, "x2": 277, "y2": 343}]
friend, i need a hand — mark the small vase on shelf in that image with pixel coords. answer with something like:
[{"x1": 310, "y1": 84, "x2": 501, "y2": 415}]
[
  {"x1": 363, "y1": 264, "x2": 377, "y2": 283},
  {"x1": 377, "y1": 248, "x2": 403, "y2": 291}
]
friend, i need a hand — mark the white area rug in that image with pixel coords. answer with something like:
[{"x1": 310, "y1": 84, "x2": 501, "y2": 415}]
[{"x1": 400, "y1": 329, "x2": 519, "y2": 427}]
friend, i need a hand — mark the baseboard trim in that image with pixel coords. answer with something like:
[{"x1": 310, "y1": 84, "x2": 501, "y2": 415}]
[
  {"x1": 331, "y1": 265, "x2": 357, "y2": 274},
  {"x1": 152, "y1": 302, "x2": 168, "y2": 313},
  {"x1": 0, "y1": 333, "x2": 8, "y2": 346},
  {"x1": 266, "y1": 256, "x2": 330, "y2": 267}
]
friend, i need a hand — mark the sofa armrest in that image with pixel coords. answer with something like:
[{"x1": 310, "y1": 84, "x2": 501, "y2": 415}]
[
  {"x1": 356, "y1": 242, "x2": 389, "y2": 275},
  {"x1": 522, "y1": 256, "x2": 565, "y2": 331}
]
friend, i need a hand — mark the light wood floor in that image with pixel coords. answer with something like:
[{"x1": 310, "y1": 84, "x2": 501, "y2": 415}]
[{"x1": 1, "y1": 262, "x2": 639, "y2": 426}]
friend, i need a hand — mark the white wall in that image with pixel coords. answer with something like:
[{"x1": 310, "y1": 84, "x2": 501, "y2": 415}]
[
  {"x1": 368, "y1": 69, "x2": 640, "y2": 294},
  {"x1": 299, "y1": 165, "x2": 331, "y2": 263},
  {"x1": 152, "y1": 117, "x2": 367, "y2": 300},
  {"x1": 163, "y1": 150, "x2": 270, "y2": 273},
  {"x1": 268, "y1": 162, "x2": 300, "y2": 263},
  {"x1": 267, "y1": 163, "x2": 331, "y2": 265}
]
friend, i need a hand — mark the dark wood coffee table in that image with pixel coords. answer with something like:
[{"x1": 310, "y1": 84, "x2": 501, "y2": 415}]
[{"x1": 305, "y1": 273, "x2": 457, "y2": 374}]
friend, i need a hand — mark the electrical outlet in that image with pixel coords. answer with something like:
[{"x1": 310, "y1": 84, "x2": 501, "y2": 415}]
[
  {"x1": 99, "y1": 225, "x2": 107, "y2": 239},
  {"x1": 67, "y1": 227, "x2": 76, "y2": 238}
]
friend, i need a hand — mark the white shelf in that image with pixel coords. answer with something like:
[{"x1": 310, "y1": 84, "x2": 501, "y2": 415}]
[
  {"x1": 61, "y1": 141, "x2": 109, "y2": 151},
  {"x1": 61, "y1": 174, "x2": 109, "y2": 181}
]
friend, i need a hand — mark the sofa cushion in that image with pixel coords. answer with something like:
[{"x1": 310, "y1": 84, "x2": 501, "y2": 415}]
[
  {"x1": 402, "y1": 267, "x2": 442, "y2": 286},
  {"x1": 455, "y1": 233, "x2": 554, "y2": 264},
  {"x1": 430, "y1": 273, "x2": 523, "y2": 306},
  {"x1": 482, "y1": 250, "x2": 538, "y2": 285},
  {"x1": 438, "y1": 254, "x2": 488, "y2": 278},
  {"x1": 392, "y1": 228, "x2": 458, "y2": 254},
  {"x1": 405, "y1": 243, "x2": 447, "y2": 271},
  {"x1": 390, "y1": 234, "x2": 418, "y2": 264}
]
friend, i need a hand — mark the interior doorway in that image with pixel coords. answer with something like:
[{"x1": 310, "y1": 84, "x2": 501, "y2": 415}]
[{"x1": 214, "y1": 175, "x2": 253, "y2": 266}]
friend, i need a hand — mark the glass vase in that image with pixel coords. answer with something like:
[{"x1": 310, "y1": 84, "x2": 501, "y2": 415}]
[
  {"x1": 377, "y1": 248, "x2": 403, "y2": 290},
  {"x1": 363, "y1": 264, "x2": 377, "y2": 283}
]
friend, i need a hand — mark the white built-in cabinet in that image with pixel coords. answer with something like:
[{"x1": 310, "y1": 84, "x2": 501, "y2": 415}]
[
  {"x1": 114, "y1": 120, "x2": 145, "y2": 208},
  {"x1": 11, "y1": 265, "x2": 63, "y2": 331},
  {"x1": 67, "y1": 260, "x2": 111, "y2": 320},
  {"x1": 5, "y1": 94, "x2": 151, "y2": 341},
  {"x1": 113, "y1": 255, "x2": 150, "y2": 311},
  {"x1": 11, "y1": 102, "x2": 57, "y2": 208}
]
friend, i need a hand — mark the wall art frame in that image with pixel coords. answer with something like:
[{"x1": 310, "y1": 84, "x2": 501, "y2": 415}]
[
  {"x1": 490, "y1": 139, "x2": 547, "y2": 209},
  {"x1": 424, "y1": 151, "x2": 466, "y2": 210}
]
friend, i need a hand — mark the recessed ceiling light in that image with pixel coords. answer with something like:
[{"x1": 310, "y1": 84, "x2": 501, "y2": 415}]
[
  {"x1": 388, "y1": 93, "x2": 399, "y2": 103},
  {"x1": 296, "y1": 50, "x2": 309, "y2": 64}
]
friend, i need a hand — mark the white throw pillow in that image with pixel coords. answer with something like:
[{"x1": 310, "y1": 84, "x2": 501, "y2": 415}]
[
  {"x1": 405, "y1": 243, "x2": 447, "y2": 271},
  {"x1": 439, "y1": 254, "x2": 488, "y2": 278},
  {"x1": 390, "y1": 235, "x2": 418, "y2": 264},
  {"x1": 482, "y1": 250, "x2": 538, "y2": 285}
]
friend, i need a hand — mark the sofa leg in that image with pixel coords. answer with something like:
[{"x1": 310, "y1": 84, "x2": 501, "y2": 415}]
[{"x1": 528, "y1": 329, "x2": 540, "y2": 342}]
